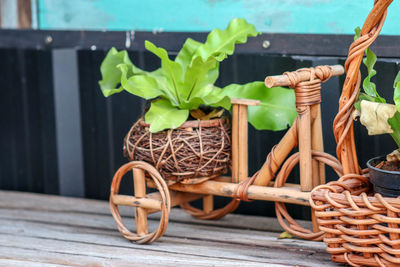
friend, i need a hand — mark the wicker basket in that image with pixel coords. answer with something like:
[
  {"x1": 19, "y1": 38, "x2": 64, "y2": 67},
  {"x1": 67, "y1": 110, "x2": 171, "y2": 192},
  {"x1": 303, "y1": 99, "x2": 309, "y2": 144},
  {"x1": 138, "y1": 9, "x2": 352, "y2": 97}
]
[
  {"x1": 123, "y1": 117, "x2": 231, "y2": 184},
  {"x1": 311, "y1": 1, "x2": 400, "y2": 266},
  {"x1": 310, "y1": 173, "x2": 400, "y2": 266}
]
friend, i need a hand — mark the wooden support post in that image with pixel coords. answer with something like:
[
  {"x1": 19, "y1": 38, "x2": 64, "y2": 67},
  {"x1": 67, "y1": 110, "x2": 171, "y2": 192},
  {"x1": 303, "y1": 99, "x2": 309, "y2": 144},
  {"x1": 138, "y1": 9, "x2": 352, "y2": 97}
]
[
  {"x1": 232, "y1": 104, "x2": 239, "y2": 183},
  {"x1": 203, "y1": 195, "x2": 213, "y2": 214},
  {"x1": 298, "y1": 107, "x2": 313, "y2": 192},
  {"x1": 310, "y1": 104, "x2": 325, "y2": 233},
  {"x1": 311, "y1": 104, "x2": 325, "y2": 186},
  {"x1": 238, "y1": 105, "x2": 248, "y2": 182},
  {"x1": 230, "y1": 98, "x2": 258, "y2": 184},
  {"x1": 133, "y1": 168, "x2": 148, "y2": 236}
]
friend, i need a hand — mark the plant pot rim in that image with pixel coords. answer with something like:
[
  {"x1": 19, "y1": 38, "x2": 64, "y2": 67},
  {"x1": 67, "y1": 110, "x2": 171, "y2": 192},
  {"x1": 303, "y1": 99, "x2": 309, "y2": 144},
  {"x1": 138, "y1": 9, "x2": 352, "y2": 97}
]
[
  {"x1": 367, "y1": 155, "x2": 400, "y2": 175},
  {"x1": 138, "y1": 117, "x2": 229, "y2": 129}
]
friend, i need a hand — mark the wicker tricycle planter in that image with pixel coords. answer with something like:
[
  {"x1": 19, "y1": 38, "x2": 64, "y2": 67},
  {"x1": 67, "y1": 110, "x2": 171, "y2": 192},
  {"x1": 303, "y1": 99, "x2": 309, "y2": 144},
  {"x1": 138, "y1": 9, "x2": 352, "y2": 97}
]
[{"x1": 109, "y1": 64, "x2": 346, "y2": 244}]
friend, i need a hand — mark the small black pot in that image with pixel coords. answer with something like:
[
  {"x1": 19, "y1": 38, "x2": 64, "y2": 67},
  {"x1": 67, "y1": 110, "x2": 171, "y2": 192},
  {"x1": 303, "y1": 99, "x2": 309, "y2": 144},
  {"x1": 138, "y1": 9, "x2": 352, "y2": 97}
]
[{"x1": 367, "y1": 156, "x2": 400, "y2": 197}]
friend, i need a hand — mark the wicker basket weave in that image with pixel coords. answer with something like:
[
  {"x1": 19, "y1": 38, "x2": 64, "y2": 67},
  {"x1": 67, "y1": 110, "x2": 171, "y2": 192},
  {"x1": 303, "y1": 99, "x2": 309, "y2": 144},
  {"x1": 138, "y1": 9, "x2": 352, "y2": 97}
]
[
  {"x1": 123, "y1": 117, "x2": 231, "y2": 184},
  {"x1": 310, "y1": 173, "x2": 400, "y2": 266},
  {"x1": 311, "y1": 1, "x2": 400, "y2": 266}
]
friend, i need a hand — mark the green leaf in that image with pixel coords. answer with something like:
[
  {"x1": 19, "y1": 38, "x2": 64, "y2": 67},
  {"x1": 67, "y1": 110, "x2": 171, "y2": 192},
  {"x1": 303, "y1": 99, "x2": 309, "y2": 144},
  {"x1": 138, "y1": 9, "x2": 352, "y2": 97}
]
[
  {"x1": 278, "y1": 231, "x2": 294, "y2": 239},
  {"x1": 145, "y1": 40, "x2": 183, "y2": 104},
  {"x1": 388, "y1": 111, "x2": 400, "y2": 148},
  {"x1": 181, "y1": 56, "x2": 219, "y2": 101},
  {"x1": 354, "y1": 26, "x2": 361, "y2": 41},
  {"x1": 118, "y1": 64, "x2": 180, "y2": 105},
  {"x1": 117, "y1": 64, "x2": 164, "y2": 99},
  {"x1": 355, "y1": 93, "x2": 385, "y2": 111},
  {"x1": 222, "y1": 82, "x2": 297, "y2": 131},
  {"x1": 192, "y1": 18, "x2": 260, "y2": 63},
  {"x1": 362, "y1": 48, "x2": 383, "y2": 101},
  {"x1": 175, "y1": 38, "x2": 203, "y2": 71},
  {"x1": 99, "y1": 48, "x2": 143, "y2": 97},
  {"x1": 144, "y1": 99, "x2": 189, "y2": 133},
  {"x1": 393, "y1": 71, "x2": 400, "y2": 112},
  {"x1": 179, "y1": 84, "x2": 231, "y2": 110},
  {"x1": 200, "y1": 86, "x2": 231, "y2": 109}
]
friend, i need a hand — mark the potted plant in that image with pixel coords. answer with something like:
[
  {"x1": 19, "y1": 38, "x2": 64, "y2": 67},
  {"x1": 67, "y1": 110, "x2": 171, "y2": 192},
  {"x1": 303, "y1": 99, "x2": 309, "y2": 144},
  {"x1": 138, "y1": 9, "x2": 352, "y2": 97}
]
[
  {"x1": 354, "y1": 27, "x2": 400, "y2": 197},
  {"x1": 99, "y1": 18, "x2": 297, "y2": 184}
]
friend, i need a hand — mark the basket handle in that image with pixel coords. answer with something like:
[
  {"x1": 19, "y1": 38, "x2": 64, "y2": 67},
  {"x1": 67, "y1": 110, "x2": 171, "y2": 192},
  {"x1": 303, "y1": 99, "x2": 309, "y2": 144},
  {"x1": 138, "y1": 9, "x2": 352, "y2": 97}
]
[{"x1": 334, "y1": 0, "x2": 393, "y2": 175}]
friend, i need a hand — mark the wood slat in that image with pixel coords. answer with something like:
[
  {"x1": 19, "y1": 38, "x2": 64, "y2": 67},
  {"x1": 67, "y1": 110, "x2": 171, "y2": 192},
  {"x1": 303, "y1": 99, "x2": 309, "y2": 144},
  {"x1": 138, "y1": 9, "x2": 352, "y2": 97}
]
[
  {"x1": 0, "y1": 190, "x2": 335, "y2": 266},
  {"x1": 0, "y1": 190, "x2": 308, "y2": 232}
]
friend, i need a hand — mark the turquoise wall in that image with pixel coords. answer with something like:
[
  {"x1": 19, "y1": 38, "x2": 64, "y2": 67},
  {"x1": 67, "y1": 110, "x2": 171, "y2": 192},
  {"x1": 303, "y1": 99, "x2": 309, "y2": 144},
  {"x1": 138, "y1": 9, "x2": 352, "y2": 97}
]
[{"x1": 38, "y1": 0, "x2": 400, "y2": 35}]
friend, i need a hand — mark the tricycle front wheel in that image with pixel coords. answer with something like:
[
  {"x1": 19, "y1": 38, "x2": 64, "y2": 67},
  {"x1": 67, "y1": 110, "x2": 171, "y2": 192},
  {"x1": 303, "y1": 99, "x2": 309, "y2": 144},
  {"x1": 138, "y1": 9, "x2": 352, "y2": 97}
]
[{"x1": 109, "y1": 161, "x2": 171, "y2": 244}]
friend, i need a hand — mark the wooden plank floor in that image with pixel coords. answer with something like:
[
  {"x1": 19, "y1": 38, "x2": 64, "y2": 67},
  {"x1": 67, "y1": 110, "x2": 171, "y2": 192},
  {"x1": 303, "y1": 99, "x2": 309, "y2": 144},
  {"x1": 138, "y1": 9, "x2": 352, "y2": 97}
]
[{"x1": 0, "y1": 190, "x2": 342, "y2": 267}]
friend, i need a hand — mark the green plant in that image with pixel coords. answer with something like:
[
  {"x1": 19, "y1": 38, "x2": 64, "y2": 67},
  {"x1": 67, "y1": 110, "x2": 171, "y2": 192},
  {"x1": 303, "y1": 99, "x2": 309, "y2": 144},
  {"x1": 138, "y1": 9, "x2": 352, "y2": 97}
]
[
  {"x1": 354, "y1": 26, "x2": 400, "y2": 158},
  {"x1": 99, "y1": 18, "x2": 296, "y2": 133}
]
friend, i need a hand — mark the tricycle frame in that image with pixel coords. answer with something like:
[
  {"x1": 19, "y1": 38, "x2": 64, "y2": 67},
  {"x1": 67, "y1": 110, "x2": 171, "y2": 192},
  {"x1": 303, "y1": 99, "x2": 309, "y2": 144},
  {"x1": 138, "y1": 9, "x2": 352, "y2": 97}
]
[{"x1": 109, "y1": 64, "x2": 345, "y2": 244}]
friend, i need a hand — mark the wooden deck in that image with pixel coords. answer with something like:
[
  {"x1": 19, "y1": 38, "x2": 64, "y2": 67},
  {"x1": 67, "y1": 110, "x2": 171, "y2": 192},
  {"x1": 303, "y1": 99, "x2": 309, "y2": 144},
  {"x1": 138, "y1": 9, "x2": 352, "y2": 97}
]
[{"x1": 0, "y1": 190, "x2": 341, "y2": 266}]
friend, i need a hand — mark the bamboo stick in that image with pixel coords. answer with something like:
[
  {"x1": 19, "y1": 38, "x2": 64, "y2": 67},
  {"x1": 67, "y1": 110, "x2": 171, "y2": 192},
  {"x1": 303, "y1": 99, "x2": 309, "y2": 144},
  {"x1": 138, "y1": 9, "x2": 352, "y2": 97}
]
[
  {"x1": 161, "y1": 180, "x2": 310, "y2": 206},
  {"x1": 254, "y1": 119, "x2": 298, "y2": 186},
  {"x1": 148, "y1": 177, "x2": 301, "y2": 189},
  {"x1": 113, "y1": 192, "x2": 162, "y2": 210},
  {"x1": 133, "y1": 168, "x2": 148, "y2": 236},
  {"x1": 264, "y1": 65, "x2": 344, "y2": 88},
  {"x1": 298, "y1": 107, "x2": 313, "y2": 192},
  {"x1": 230, "y1": 98, "x2": 260, "y2": 106},
  {"x1": 310, "y1": 104, "x2": 323, "y2": 233},
  {"x1": 311, "y1": 104, "x2": 325, "y2": 186},
  {"x1": 238, "y1": 105, "x2": 248, "y2": 182},
  {"x1": 203, "y1": 195, "x2": 213, "y2": 214},
  {"x1": 232, "y1": 104, "x2": 239, "y2": 183},
  {"x1": 112, "y1": 191, "x2": 204, "y2": 214}
]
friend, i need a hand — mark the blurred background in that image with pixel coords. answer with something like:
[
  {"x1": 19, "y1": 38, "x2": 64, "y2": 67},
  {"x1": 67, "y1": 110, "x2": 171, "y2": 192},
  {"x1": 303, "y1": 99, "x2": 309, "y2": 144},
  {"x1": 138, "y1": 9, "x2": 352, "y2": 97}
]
[{"x1": 1, "y1": 0, "x2": 400, "y2": 219}]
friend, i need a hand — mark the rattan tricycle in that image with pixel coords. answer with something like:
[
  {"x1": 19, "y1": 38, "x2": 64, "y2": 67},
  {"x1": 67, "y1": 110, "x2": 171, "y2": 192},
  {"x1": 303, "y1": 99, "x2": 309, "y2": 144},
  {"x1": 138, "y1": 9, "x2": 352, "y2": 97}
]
[{"x1": 109, "y1": 64, "x2": 346, "y2": 244}]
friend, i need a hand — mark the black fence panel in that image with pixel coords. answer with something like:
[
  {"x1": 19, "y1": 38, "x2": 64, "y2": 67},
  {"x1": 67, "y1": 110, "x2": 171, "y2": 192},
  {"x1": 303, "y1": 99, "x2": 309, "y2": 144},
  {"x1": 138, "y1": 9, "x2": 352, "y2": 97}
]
[
  {"x1": 1, "y1": 31, "x2": 400, "y2": 219},
  {"x1": 0, "y1": 49, "x2": 58, "y2": 194}
]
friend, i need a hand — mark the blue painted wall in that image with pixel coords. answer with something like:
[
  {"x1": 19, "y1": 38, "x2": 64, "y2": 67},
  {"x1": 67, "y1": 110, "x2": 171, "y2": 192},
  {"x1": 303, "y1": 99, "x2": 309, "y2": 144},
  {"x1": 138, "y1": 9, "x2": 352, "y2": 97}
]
[{"x1": 38, "y1": 0, "x2": 400, "y2": 35}]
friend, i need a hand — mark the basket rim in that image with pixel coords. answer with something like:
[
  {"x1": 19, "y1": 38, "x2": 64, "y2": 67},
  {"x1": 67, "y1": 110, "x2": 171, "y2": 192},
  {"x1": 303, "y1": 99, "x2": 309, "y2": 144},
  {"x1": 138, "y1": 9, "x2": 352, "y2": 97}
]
[
  {"x1": 367, "y1": 155, "x2": 400, "y2": 175},
  {"x1": 138, "y1": 117, "x2": 229, "y2": 129}
]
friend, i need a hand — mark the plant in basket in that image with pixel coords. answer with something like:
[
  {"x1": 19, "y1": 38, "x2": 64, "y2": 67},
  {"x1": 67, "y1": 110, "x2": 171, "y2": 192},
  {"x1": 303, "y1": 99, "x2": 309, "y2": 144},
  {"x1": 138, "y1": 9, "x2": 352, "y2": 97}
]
[
  {"x1": 99, "y1": 18, "x2": 296, "y2": 184},
  {"x1": 354, "y1": 27, "x2": 400, "y2": 197}
]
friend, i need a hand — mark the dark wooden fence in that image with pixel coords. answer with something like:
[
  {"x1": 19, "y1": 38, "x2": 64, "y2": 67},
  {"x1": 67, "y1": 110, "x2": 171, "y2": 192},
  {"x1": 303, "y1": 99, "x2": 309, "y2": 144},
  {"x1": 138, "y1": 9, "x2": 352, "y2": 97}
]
[{"x1": 1, "y1": 30, "x2": 399, "y2": 219}]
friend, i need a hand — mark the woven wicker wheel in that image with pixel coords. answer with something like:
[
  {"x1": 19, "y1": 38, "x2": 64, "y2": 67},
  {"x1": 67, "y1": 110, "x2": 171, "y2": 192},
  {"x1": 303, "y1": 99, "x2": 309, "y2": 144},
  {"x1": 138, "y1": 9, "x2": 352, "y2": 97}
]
[
  {"x1": 275, "y1": 151, "x2": 343, "y2": 241},
  {"x1": 109, "y1": 161, "x2": 171, "y2": 244},
  {"x1": 311, "y1": 1, "x2": 400, "y2": 266}
]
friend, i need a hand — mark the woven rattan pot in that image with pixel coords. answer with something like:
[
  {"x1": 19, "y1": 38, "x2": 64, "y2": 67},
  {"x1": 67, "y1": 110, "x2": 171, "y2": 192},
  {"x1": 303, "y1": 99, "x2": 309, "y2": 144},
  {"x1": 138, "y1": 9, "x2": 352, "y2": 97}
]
[{"x1": 123, "y1": 117, "x2": 231, "y2": 184}]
